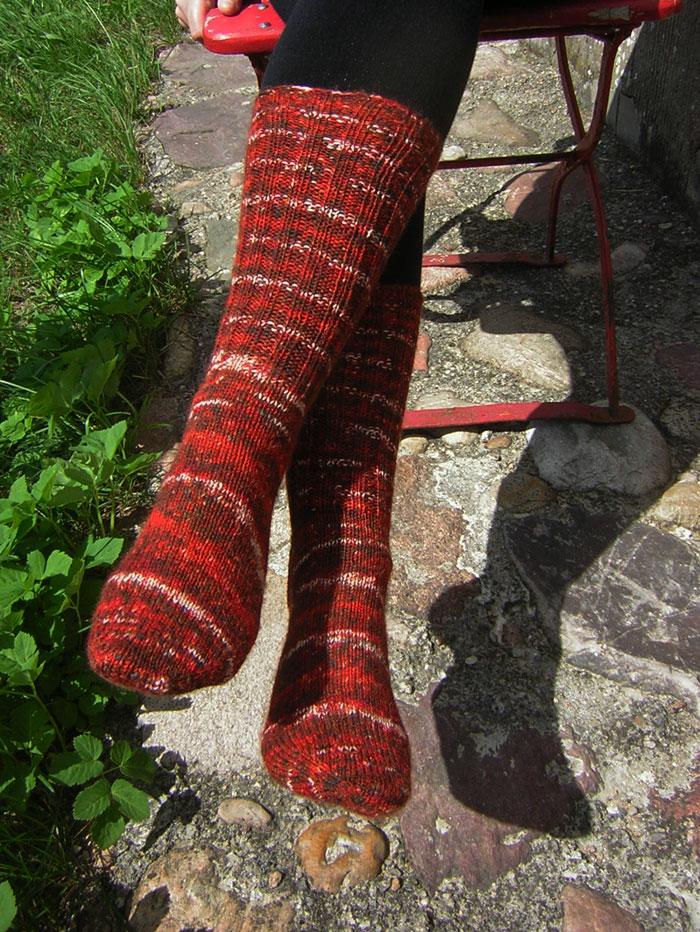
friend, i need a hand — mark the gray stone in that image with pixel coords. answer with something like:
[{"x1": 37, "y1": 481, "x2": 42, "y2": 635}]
[
  {"x1": 503, "y1": 165, "x2": 592, "y2": 225},
  {"x1": 163, "y1": 315, "x2": 196, "y2": 380},
  {"x1": 655, "y1": 343, "x2": 700, "y2": 394},
  {"x1": 462, "y1": 304, "x2": 585, "y2": 392},
  {"x1": 154, "y1": 94, "x2": 253, "y2": 168},
  {"x1": 206, "y1": 217, "x2": 238, "y2": 276},
  {"x1": 528, "y1": 406, "x2": 671, "y2": 494},
  {"x1": 611, "y1": 242, "x2": 648, "y2": 276},
  {"x1": 660, "y1": 397, "x2": 700, "y2": 443},
  {"x1": 505, "y1": 515, "x2": 700, "y2": 705},
  {"x1": 161, "y1": 41, "x2": 255, "y2": 91},
  {"x1": 449, "y1": 99, "x2": 540, "y2": 149}
]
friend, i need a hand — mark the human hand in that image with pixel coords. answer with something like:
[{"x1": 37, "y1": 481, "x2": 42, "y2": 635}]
[{"x1": 174, "y1": 0, "x2": 242, "y2": 42}]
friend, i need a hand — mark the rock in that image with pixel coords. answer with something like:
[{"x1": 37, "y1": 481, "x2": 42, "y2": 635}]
[
  {"x1": 180, "y1": 199, "x2": 211, "y2": 217},
  {"x1": 484, "y1": 434, "x2": 511, "y2": 450},
  {"x1": 154, "y1": 95, "x2": 253, "y2": 169},
  {"x1": 128, "y1": 847, "x2": 295, "y2": 932},
  {"x1": 413, "y1": 332, "x2": 431, "y2": 372},
  {"x1": 398, "y1": 685, "x2": 597, "y2": 893},
  {"x1": 217, "y1": 797, "x2": 273, "y2": 830},
  {"x1": 267, "y1": 870, "x2": 284, "y2": 889},
  {"x1": 160, "y1": 41, "x2": 254, "y2": 92},
  {"x1": 493, "y1": 472, "x2": 556, "y2": 513},
  {"x1": 295, "y1": 816, "x2": 389, "y2": 893},
  {"x1": 462, "y1": 304, "x2": 585, "y2": 392},
  {"x1": 421, "y1": 265, "x2": 471, "y2": 294},
  {"x1": 163, "y1": 315, "x2": 196, "y2": 381},
  {"x1": 505, "y1": 513, "x2": 700, "y2": 702},
  {"x1": 442, "y1": 430, "x2": 479, "y2": 446},
  {"x1": 503, "y1": 165, "x2": 593, "y2": 224},
  {"x1": 528, "y1": 406, "x2": 671, "y2": 494},
  {"x1": 610, "y1": 242, "x2": 647, "y2": 276},
  {"x1": 562, "y1": 884, "x2": 643, "y2": 932},
  {"x1": 134, "y1": 394, "x2": 180, "y2": 454},
  {"x1": 649, "y1": 479, "x2": 700, "y2": 531},
  {"x1": 206, "y1": 217, "x2": 238, "y2": 276},
  {"x1": 415, "y1": 389, "x2": 469, "y2": 410},
  {"x1": 651, "y1": 753, "x2": 700, "y2": 856},
  {"x1": 660, "y1": 397, "x2": 700, "y2": 442},
  {"x1": 399, "y1": 435, "x2": 429, "y2": 455},
  {"x1": 655, "y1": 342, "x2": 700, "y2": 394},
  {"x1": 469, "y1": 44, "x2": 532, "y2": 79},
  {"x1": 449, "y1": 99, "x2": 540, "y2": 149},
  {"x1": 128, "y1": 847, "x2": 231, "y2": 932}
]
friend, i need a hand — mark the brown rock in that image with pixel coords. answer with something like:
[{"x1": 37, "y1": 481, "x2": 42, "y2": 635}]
[
  {"x1": 484, "y1": 434, "x2": 511, "y2": 451},
  {"x1": 651, "y1": 753, "x2": 700, "y2": 856},
  {"x1": 217, "y1": 797, "x2": 273, "y2": 830},
  {"x1": 413, "y1": 331, "x2": 431, "y2": 372},
  {"x1": 562, "y1": 884, "x2": 643, "y2": 932},
  {"x1": 128, "y1": 846, "x2": 241, "y2": 932},
  {"x1": 295, "y1": 816, "x2": 389, "y2": 893},
  {"x1": 398, "y1": 686, "x2": 597, "y2": 893},
  {"x1": 650, "y1": 479, "x2": 700, "y2": 531},
  {"x1": 154, "y1": 95, "x2": 252, "y2": 169},
  {"x1": 128, "y1": 846, "x2": 295, "y2": 932},
  {"x1": 494, "y1": 472, "x2": 556, "y2": 513},
  {"x1": 503, "y1": 165, "x2": 598, "y2": 224}
]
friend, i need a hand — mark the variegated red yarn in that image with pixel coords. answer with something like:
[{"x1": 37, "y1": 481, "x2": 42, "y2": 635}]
[
  {"x1": 262, "y1": 285, "x2": 423, "y2": 816},
  {"x1": 86, "y1": 86, "x2": 441, "y2": 696}
]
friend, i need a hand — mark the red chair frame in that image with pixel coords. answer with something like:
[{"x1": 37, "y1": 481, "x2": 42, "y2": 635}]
[{"x1": 203, "y1": 0, "x2": 684, "y2": 431}]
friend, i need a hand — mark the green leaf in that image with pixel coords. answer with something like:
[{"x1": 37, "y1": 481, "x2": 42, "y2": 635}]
[
  {"x1": 83, "y1": 536, "x2": 123, "y2": 569},
  {"x1": 0, "y1": 880, "x2": 17, "y2": 932},
  {"x1": 111, "y1": 778, "x2": 151, "y2": 821},
  {"x1": 44, "y1": 550, "x2": 73, "y2": 578},
  {"x1": 109, "y1": 740, "x2": 131, "y2": 768},
  {"x1": 90, "y1": 802, "x2": 125, "y2": 850},
  {"x1": 10, "y1": 702, "x2": 55, "y2": 755},
  {"x1": 73, "y1": 778, "x2": 111, "y2": 820},
  {"x1": 119, "y1": 747, "x2": 156, "y2": 783},
  {"x1": 49, "y1": 752, "x2": 104, "y2": 787},
  {"x1": 74, "y1": 733, "x2": 103, "y2": 761}
]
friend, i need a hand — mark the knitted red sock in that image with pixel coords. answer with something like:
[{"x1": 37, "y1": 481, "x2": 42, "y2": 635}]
[
  {"x1": 86, "y1": 88, "x2": 440, "y2": 695},
  {"x1": 261, "y1": 284, "x2": 423, "y2": 816}
]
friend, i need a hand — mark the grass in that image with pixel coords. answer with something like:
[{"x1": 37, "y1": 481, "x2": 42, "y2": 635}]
[{"x1": 0, "y1": 1, "x2": 190, "y2": 928}]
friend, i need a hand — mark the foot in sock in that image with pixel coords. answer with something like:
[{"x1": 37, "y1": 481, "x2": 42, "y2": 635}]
[
  {"x1": 86, "y1": 87, "x2": 441, "y2": 696},
  {"x1": 261, "y1": 285, "x2": 423, "y2": 815}
]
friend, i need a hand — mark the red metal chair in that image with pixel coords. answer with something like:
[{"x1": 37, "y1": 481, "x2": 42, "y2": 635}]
[{"x1": 202, "y1": 0, "x2": 684, "y2": 431}]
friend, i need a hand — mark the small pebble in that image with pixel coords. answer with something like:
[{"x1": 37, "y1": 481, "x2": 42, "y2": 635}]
[
  {"x1": 442, "y1": 430, "x2": 478, "y2": 446},
  {"x1": 217, "y1": 797, "x2": 273, "y2": 831},
  {"x1": 399, "y1": 435, "x2": 429, "y2": 455},
  {"x1": 267, "y1": 870, "x2": 284, "y2": 889},
  {"x1": 390, "y1": 876, "x2": 401, "y2": 892},
  {"x1": 484, "y1": 435, "x2": 511, "y2": 450}
]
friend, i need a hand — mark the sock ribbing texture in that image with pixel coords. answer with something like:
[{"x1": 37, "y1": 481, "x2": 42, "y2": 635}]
[
  {"x1": 86, "y1": 87, "x2": 441, "y2": 695},
  {"x1": 262, "y1": 284, "x2": 423, "y2": 815}
]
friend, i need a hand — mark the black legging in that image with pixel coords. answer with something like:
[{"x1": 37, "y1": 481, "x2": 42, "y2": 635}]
[{"x1": 265, "y1": 0, "x2": 484, "y2": 284}]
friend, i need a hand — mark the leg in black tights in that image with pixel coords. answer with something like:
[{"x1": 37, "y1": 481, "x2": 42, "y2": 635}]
[{"x1": 267, "y1": 0, "x2": 483, "y2": 284}]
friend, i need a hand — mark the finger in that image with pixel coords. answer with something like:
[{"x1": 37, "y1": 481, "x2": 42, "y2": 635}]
[{"x1": 217, "y1": 0, "x2": 242, "y2": 14}]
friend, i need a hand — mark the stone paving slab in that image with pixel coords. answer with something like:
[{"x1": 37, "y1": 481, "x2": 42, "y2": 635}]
[{"x1": 107, "y1": 36, "x2": 700, "y2": 932}]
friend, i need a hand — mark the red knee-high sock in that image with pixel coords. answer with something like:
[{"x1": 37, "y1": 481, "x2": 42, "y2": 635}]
[
  {"x1": 86, "y1": 87, "x2": 440, "y2": 696},
  {"x1": 261, "y1": 284, "x2": 422, "y2": 816}
]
